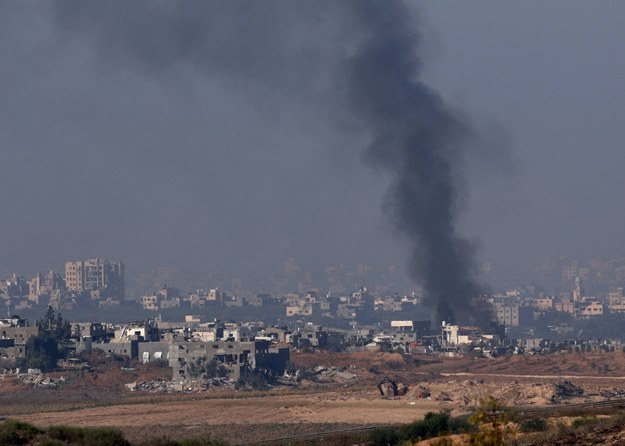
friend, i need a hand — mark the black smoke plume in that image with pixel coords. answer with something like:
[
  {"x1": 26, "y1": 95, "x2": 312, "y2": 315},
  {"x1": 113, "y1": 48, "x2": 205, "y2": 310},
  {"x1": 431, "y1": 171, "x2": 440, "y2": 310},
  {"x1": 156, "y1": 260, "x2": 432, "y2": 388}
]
[
  {"x1": 344, "y1": 2, "x2": 487, "y2": 324},
  {"x1": 50, "y1": 0, "x2": 489, "y2": 324}
]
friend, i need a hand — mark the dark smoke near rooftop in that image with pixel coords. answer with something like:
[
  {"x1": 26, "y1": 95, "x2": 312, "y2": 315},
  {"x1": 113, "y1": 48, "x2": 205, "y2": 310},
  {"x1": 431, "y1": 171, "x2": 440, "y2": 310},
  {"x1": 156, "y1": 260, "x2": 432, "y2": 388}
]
[
  {"x1": 51, "y1": 0, "x2": 490, "y2": 325},
  {"x1": 343, "y1": 2, "x2": 488, "y2": 325}
]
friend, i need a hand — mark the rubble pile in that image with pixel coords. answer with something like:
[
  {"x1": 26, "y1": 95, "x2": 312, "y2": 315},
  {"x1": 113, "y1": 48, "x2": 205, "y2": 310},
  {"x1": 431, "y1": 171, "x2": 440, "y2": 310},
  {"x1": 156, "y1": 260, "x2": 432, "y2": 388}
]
[
  {"x1": 126, "y1": 380, "x2": 173, "y2": 392},
  {"x1": 126, "y1": 377, "x2": 237, "y2": 393},
  {"x1": 600, "y1": 388, "x2": 625, "y2": 399},
  {"x1": 403, "y1": 379, "x2": 592, "y2": 408},
  {"x1": 435, "y1": 391, "x2": 453, "y2": 402},
  {"x1": 415, "y1": 388, "x2": 431, "y2": 399},
  {"x1": 378, "y1": 378, "x2": 397, "y2": 397},
  {"x1": 552, "y1": 380, "x2": 584, "y2": 401},
  {"x1": 309, "y1": 366, "x2": 357, "y2": 383},
  {"x1": 19, "y1": 374, "x2": 65, "y2": 388},
  {"x1": 377, "y1": 377, "x2": 409, "y2": 397}
]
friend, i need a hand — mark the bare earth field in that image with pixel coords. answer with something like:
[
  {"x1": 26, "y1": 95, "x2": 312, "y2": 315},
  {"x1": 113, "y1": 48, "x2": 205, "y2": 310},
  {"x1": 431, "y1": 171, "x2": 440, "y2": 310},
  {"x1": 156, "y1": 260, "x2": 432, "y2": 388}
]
[{"x1": 5, "y1": 350, "x2": 625, "y2": 444}]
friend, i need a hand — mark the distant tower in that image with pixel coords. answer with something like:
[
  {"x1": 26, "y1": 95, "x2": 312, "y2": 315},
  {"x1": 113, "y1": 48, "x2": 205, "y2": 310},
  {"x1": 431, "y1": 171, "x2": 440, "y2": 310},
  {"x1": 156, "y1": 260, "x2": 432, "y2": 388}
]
[
  {"x1": 573, "y1": 276, "x2": 584, "y2": 302},
  {"x1": 65, "y1": 258, "x2": 125, "y2": 299}
]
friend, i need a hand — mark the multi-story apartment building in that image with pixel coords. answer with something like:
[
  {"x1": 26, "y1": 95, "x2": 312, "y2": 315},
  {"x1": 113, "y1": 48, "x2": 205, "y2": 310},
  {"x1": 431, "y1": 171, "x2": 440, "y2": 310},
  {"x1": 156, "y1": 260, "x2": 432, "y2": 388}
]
[
  {"x1": 494, "y1": 301, "x2": 520, "y2": 327},
  {"x1": 533, "y1": 297, "x2": 554, "y2": 312},
  {"x1": 0, "y1": 274, "x2": 29, "y2": 298},
  {"x1": 607, "y1": 288, "x2": 624, "y2": 305},
  {"x1": 65, "y1": 258, "x2": 125, "y2": 299},
  {"x1": 28, "y1": 271, "x2": 65, "y2": 303},
  {"x1": 580, "y1": 301, "x2": 604, "y2": 317}
]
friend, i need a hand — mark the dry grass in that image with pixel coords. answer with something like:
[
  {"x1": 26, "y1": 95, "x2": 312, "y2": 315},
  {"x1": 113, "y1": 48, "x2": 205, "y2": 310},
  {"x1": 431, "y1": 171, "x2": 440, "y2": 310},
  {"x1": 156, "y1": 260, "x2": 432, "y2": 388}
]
[{"x1": 6, "y1": 350, "x2": 625, "y2": 444}]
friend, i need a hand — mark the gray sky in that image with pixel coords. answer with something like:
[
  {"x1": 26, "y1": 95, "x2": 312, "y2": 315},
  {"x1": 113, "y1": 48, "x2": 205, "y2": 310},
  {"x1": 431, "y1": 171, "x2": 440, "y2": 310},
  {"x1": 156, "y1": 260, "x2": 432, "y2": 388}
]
[
  {"x1": 1, "y1": 1, "x2": 625, "y2": 276},
  {"x1": 422, "y1": 2, "x2": 625, "y2": 266}
]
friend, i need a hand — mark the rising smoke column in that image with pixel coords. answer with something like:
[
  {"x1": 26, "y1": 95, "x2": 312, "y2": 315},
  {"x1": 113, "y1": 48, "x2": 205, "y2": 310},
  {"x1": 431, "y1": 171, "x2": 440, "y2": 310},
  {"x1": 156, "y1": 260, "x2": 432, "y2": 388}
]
[
  {"x1": 48, "y1": 0, "x2": 488, "y2": 324},
  {"x1": 344, "y1": 1, "x2": 485, "y2": 324}
]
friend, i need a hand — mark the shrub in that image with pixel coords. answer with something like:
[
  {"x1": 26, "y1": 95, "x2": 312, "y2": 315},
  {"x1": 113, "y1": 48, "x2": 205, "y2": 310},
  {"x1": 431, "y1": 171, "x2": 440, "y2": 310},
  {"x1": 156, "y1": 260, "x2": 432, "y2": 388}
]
[
  {"x1": 47, "y1": 425, "x2": 130, "y2": 446},
  {"x1": 467, "y1": 397, "x2": 513, "y2": 446},
  {"x1": 368, "y1": 427, "x2": 400, "y2": 446},
  {"x1": 368, "y1": 411, "x2": 470, "y2": 446},
  {"x1": 23, "y1": 334, "x2": 62, "y2": 372},
  {"x1": 401, "y1": 411, "x2": 452, "y2": 440},
  {"x1": 572, "y1": 416, "x2": 598, "y2": 428},
  {"x1": 449, "y1": 415, "x2": 474, "y2": 434},
  {"x1": 0, "y1": 420, "x2": 43, "y2": 445},
  {"x1": 136, "y1": 437, "x2": 228, "y2": 446},
  {"x1": 520, "y1": 418, "x2": 548, "y2": 433},
  {"x1": 0, "y1": 420, "x2": 135, "y2": 446}
]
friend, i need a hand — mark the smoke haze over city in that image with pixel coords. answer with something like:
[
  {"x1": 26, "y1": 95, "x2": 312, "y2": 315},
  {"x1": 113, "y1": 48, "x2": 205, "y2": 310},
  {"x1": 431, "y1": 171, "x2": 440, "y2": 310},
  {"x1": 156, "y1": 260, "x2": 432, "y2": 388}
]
[{"x1": 2, "y1": 0, "x2": 625, "y2": 296}]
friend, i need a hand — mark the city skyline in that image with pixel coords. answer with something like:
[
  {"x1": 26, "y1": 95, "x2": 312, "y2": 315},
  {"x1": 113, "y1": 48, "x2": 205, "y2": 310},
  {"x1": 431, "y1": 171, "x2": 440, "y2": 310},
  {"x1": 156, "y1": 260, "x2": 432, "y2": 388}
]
[
  {"x1": 2, "y1": 3, "x2": 625, "y2": 442},
  {"x1": 1, "y1": 3, "x2": 625, "y2": 278}
]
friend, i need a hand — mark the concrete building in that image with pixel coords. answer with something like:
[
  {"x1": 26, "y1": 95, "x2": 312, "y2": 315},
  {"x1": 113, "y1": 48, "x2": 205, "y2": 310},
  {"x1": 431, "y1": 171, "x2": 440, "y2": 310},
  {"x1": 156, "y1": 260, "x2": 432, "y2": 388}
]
[
  {"x1": 112, "y1": 320, "x2": 160, "y2": 343},
  {"x1": 142, "y1": 285, "x2": 181, "y2": 311},
  {"x1": 169, "y1": 339, "x2": 289, "y2": 381},
  {"x1": 71, "y1": 322, "x2": 109, "y2": 342},
  {"x1": 0, "y1": 317, "x2": 37, "y2": 360},
  {"x1": 580, "y1": 301, "x2": 604, "y2": 317},
  {"x1": 573, "y1": 276, "x2": 584, "y2": 303},
  {"x1": 390, "y1": 320, "x2": 431, "y2": 338},
  {"x1": 607, "y1": 288, "x2": 624, "y2": 305},
  {"x1": 554, "y1": 300, "x2": 577, "y2": 315},
  {"x1": 376, "y1": 296, "x2": 403, "y2": 312},
  {"x1": 142, "y1": 294, "x2": 159, "y2": 311},
  {"x1": 65, "y1": 258, "x2": 125, "y2": 299},
  {"x1": 533, "y1": 297, "x2": 553, "y2": 312},
  {"x1": 441, "y1": 322, "x2": 489, "y2": 347},
  {"x1": 1, "y1": 274, "x2": 29, "y2": 298},
  {"x1": 494, "y1": 302, "x2": 520, "y2": 327},
  {"x1": 28, "y1": 271, "x2": 65, "y2": 303},
  {"x1": 286, "y1": 304, "x2": 312, "y2": 317}
]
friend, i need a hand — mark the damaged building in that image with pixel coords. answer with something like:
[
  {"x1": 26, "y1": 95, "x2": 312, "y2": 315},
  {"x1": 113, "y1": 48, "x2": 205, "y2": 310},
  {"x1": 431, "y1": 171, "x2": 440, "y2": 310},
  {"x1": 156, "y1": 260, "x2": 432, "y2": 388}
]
[
  {"x1": 169, "y1": 339, "x2": 289, "y2": 381},
  {"x1": 0, "y1": 316, "x2": 38, "y2": 361}
]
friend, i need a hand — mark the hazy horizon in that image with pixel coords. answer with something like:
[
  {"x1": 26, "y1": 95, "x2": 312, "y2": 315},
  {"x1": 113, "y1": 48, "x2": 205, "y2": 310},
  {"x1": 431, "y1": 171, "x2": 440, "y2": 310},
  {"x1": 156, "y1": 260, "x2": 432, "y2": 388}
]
[{"x1": 2, "y1": 1, "x2": 625, "y2": 283}]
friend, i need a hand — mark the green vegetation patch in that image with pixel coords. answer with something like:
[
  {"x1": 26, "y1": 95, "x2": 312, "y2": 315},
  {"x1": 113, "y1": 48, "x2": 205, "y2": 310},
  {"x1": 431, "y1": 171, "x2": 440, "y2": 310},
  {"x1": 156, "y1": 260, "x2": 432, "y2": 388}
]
[
  {"x1": 0, "y1": 420, "x2": 228, "y2": 446},
  {"x1": 133, "y1": 436, "x2": 228, "y2": 446},
  {"x1": 368, "y1": 411, "x2": 474, "y2": 446},
  {"x1": 571, "y1": 415, "x2": 599, "y2": 428},
  {"x1": 0, "y1": 419, "x2": 44, "y2": 445},
  {"x1": 519, "y1": 418, "x2": 548, "y2": 433}
]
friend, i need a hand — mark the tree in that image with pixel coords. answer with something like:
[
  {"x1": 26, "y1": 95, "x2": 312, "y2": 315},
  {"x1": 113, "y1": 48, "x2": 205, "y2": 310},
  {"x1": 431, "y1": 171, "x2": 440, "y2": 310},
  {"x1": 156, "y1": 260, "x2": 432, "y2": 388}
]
[
  {"x1": 23, "y1": 334, "x2": 60, "y2": 372},
  {"x1": 467, "y1": 397, "x2": 513, "y2": 446},
  {"x1": 22, "y1": 307, "x2": 71, "y2": 372},
  {"x1": 37, "y1": 306, "x2": 71, "y2": 343}
]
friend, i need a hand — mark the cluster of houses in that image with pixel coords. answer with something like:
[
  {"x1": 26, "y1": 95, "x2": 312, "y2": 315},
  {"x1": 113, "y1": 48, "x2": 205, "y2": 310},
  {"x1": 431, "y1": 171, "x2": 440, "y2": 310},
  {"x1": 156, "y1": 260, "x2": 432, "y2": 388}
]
[
  {"x1": 1, "y1": 258, "x2": 125, "y2": 313},
  {"x1": 0, "y1": 314, "x2": 461, "y2": 377},
  {"x1": 139, "y1": 285, "x2": 421, "y2": 321},
  {"x1": 5, "y1": 311, "x2": 625, "y2": 383},
  {"x1": 140, "y1": 278, "x2": 625, "y2": 329},
  {"x1": 489, "y1": 278, "x2": 625, "y2": 327},
  {"x1": 1, "y1": 264, "x2": 422, "y2": 322}
]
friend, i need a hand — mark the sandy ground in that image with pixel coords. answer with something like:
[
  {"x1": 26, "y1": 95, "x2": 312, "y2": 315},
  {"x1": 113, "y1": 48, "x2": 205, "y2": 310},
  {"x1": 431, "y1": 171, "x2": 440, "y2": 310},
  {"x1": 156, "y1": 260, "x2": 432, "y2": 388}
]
[
  {"x1": 7, "y1": 350, "x2": 625, "y2": 443},
  {"x1": 15, "y1": 390, "x2": 444, "y2": 427},
  {"x1": 13, "y1": 390, "x2": 446, "y2": 444}
]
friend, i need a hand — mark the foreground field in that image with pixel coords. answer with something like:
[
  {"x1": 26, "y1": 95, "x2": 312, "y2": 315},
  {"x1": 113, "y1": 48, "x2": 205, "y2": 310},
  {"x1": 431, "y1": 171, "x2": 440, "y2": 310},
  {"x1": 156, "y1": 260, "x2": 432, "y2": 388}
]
[
  {"x1": 13, "y1": 390, "x2": 444, "y2": 444},
  {"x1": 6, "y1": 349, "x2": 625, "y2": 444}
]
